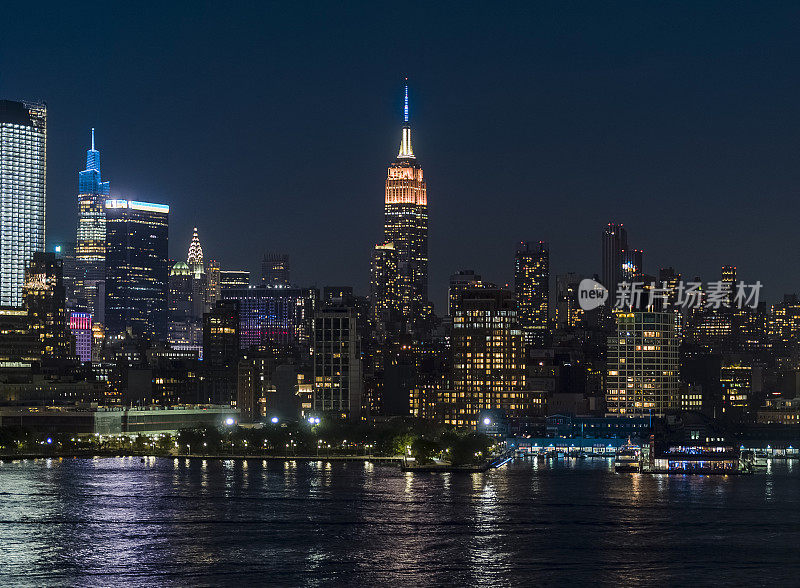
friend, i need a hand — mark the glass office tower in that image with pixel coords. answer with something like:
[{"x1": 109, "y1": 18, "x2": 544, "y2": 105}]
[
  {"x1": 104, "y1": 199, "x2": 169, "y2": 340},
  {"x1": 0, "y1": 100, "x2": 47, "y2": 307},
  {"x1": 75, "y1": 128, "x2": 110, "y2": 320}
]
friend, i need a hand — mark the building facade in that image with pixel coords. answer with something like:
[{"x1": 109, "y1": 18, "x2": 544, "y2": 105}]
[
  {"x1": 447, "y1": 288, "x2": 526, "y2": 427},
  {"x1": 222, "y1": 285, "x2": 317, "y2": 351},
  {"x1": 69, "y1": 311, "x2": 93, "y2": 362},
  {"x1": 369, "y1": 242, "x2": 399, "y2": 336},
  {"x1": 219, "y1": 270, "x2": 250, "y2": 289},
  {"x1": 0, "y1": 100, "x2": 47, "y2": 307},
  {"x1": 261, "y1": 253, "x2": 290, "y2": 286},
  {"x1": 602, "y1": 223, "x2": 627, "y2": 297},
  {"x1": 74, "y1": 129, "x2": 110, "y2": 321},
  {"x1": 311, "y1": 307, "x2": 362, "y2": 420},
  {"x1": 382, "y1": 84, "x2": 428, "y2": 333},
  {"x1": 606, "y1": 311, "x2": 680, "y2": 417},
  {"x1": 24, "y1": 252, "x2": 71, "y2": 357},
  {"x1": 514, "y1": 241, "x2": 549, "y2": 346},
  {"x1": 104, "y1": 200, "x2": 169, "y2": 340}
]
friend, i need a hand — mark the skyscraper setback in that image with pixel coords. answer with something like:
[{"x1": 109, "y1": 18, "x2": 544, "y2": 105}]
[
  {"x1": 75, "y1": 129, "x2": 110, "y2": 320},
  {"x1": 0, "y1": 100, "x2": 46, "y2": 307},
  {"x1": 382, "y1": 83, "x2": 428, "y2": 333}
]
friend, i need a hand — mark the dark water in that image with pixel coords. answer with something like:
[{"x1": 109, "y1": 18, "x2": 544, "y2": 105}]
[{"x1": 1, "y1": 457, "x2": 799, "y2": 586}]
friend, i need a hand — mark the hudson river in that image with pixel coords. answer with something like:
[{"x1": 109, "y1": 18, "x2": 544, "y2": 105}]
[{"x1": 1, "y1": 457, "x2": 798, "y2": 586}]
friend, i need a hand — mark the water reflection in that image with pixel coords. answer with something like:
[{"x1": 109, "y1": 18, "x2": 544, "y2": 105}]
[{"x1": 0, "y1": 458, "x2": 798, "y2": 585}]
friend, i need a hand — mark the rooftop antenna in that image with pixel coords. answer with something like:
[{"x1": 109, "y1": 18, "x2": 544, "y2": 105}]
[{"x1": 404, "y1": 78, "x2": 409, "y2": 123}]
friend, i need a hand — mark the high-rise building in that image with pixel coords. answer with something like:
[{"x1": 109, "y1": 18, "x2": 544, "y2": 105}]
[
  {"x1": 261, "y1": 253, "x2": 290, "y2": 286},
  {"x1": 69, "y1": 311, "x2": 92, "y2": 362},
  {"x1": 602, "y1": 223, "x2": 627, "y2": 296},
  {"x1": 74, "y1": 129, "x2": 110, "y2": 321},
  {"x1": 203, "y1": 300, "x2": 240, "y2": 363},
  {"x1": 0, "y1": 307, "x2": 40, "y2": 361},
  {"x1": 446, "y1": 288, "x2": 525, "y2": 426},
  {"x1": 168, "y1": 229, "x2": 208, "y2": 355},
  {"x1": 104, "y1": 199, "x2": 169, "y2": 340},
  {"x1": 222, "y1": 285, "x2": 318, "y2": 351},
  {"x1": 205, "y1": 259, "x2": 221, "y2": 307},
  {"x1": 383, "y1": 83, "x2": 428, "y2": 332},
  {"x1": 168, "y1": 262, "x2": 201, "y2": 352},
  {"x1": 0, "y1": 100, "x2": 46, "y2": 307},
  {"x1": 515, "y1": 241, "x2": 550, "y2": 346},
  {"x1": 311, "y1": 306, "x2": 362, "y2": 421},
  {"x1": 369, "y1": 242, "x2": 399, "y2": 336},
  {"x1": 555, "y1": 273, "x2": 584, "y2": 330},
  {"x1": 202, "y1": 299, "x2": 240, "y2": 406},
  {"x1": 658, "y1": 267, "x2": 682, "y2": 308},
  {"x1": 606, "y1": 311, "x2": 680, "y2": 417},
  {"x1": 220, "y1": 270, "x2": 250, "y2": 289},
  {"x1": 187, "y1": 227, "x2": 204, "y2": 275},
  {"x1": 621, "y1": 249, "x2": 644, "y2": 281},
  {"x1": 448, "y1": 270, "x2": 484, "y2": 317},
  {"x1": 721, "y1": 265, "x2": 737, "y2": 305},
  {"x1": 24, "y1": 252, "x2": 71, "y2": 357}
]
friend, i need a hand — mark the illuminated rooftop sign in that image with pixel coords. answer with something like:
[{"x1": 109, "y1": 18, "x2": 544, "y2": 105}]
[{"x1": 105, "y1": 199, "x2": 169, "y2": 213}]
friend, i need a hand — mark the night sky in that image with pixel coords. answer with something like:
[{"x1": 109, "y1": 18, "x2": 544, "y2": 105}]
[{"x1": 4, "y1": 2, "x2": 800, "y2": 310}]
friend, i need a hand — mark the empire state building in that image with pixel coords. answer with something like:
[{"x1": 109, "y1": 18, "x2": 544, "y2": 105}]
[{"x1": 382, "y1": 83, "x2": 428, "y2": 331}]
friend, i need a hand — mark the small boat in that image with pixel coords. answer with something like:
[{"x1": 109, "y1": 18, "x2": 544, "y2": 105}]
[
  {"x1": 753, "y1": 451, "x2": 769, "y2": 468},
  {"x1": 614, "y1": 439, "x2": 641, "y2": 472}
]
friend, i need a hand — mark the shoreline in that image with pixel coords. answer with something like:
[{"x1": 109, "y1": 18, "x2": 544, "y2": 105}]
[{"x1": 0, "y1": 452, "x2": 404, "y2": 463}]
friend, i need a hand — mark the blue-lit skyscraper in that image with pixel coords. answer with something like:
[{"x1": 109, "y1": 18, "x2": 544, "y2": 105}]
[
  {"x1": 0, "y1": 100, "x2": 47, "y2": 307},
  {"x1": 75, "y1": 129, "x2": 110, "y2": 321}
]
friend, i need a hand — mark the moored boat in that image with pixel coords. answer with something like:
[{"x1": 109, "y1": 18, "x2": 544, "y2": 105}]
[{"x1": 614, "y1": 439, "x2": 641, "y2": 472}]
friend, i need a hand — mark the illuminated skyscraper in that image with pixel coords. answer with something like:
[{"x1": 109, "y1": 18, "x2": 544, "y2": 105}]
[
  {"x1": 606, "y1": 311, "x2": 680, "y2": 417},
  {"x1": 168, "y1": 229, "x2": 208, "y2": 354},
  {"x1": 602, "y1": 223, "x2": 627, "y2": 296},
  {"x1": 0, "y1": 100, "x2": 46, "y2": 307},
  {"x1": 448, "y1": 270, "x2": 485, "y2": 317},
  {"x1": 24, "y1": 252, "x2": 71, "y2": 357},
  {"x1": 69, "y1": 311, "x2": 92, "y2": 362},
  {"x1": 75, "y1": 129, "x2": 110, "y2": 321},
  {"x1": 261, "y1": 253, "x2": 290, "y2": 286},
  {"x1": 514, "y1": 241, "x2": 549, "y2": 346},
  {"x1": 205, "y1": 259, "x2": 221, "y2": 307},
  {"x1": 383, "y1": 82, "x2": 428, "y2": 332},
  {"x1": 369, "y1": 242, "x2": 399, "y2": 336},
  {"x1": 621, "y1": 249, "x2": 644, "y2": 281},
  {"x1": 555, "y1": 273, "x2": 585, "y2": 330},
  {"x1": 446, "y1": 288, "x2": 526, "y2": 427},
  {"x1": 221, "y1": 285, "x2": 317, "y2": 351},
  {"x1": 104, "y1": 199, "x2": 169, "y2": 340},
  {"x1": 312, "y1": 306, "x2": 362, "y2": 421},
  {"x1": 187, "y1": 227, "x2": 204, "y2": 274},
  {"x1": 220, "y1": 270, "x2": 250, "y2": 289},
  {"x1": 721, "y1": 265, "x2": 737, "y2": 305}
]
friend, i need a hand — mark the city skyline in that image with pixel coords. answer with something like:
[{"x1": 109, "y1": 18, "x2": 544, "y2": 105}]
[{"x1": 5, "y1": 3, "x2": 800, "y2": 311}]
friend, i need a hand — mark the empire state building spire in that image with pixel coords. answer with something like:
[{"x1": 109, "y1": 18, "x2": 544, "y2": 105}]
[
  {"x1": 397, "y1": 80, "x2": 415, "y2": 159},
  {"x1": 383, "y1": 80, "x2": 428, "y2": 334}
]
